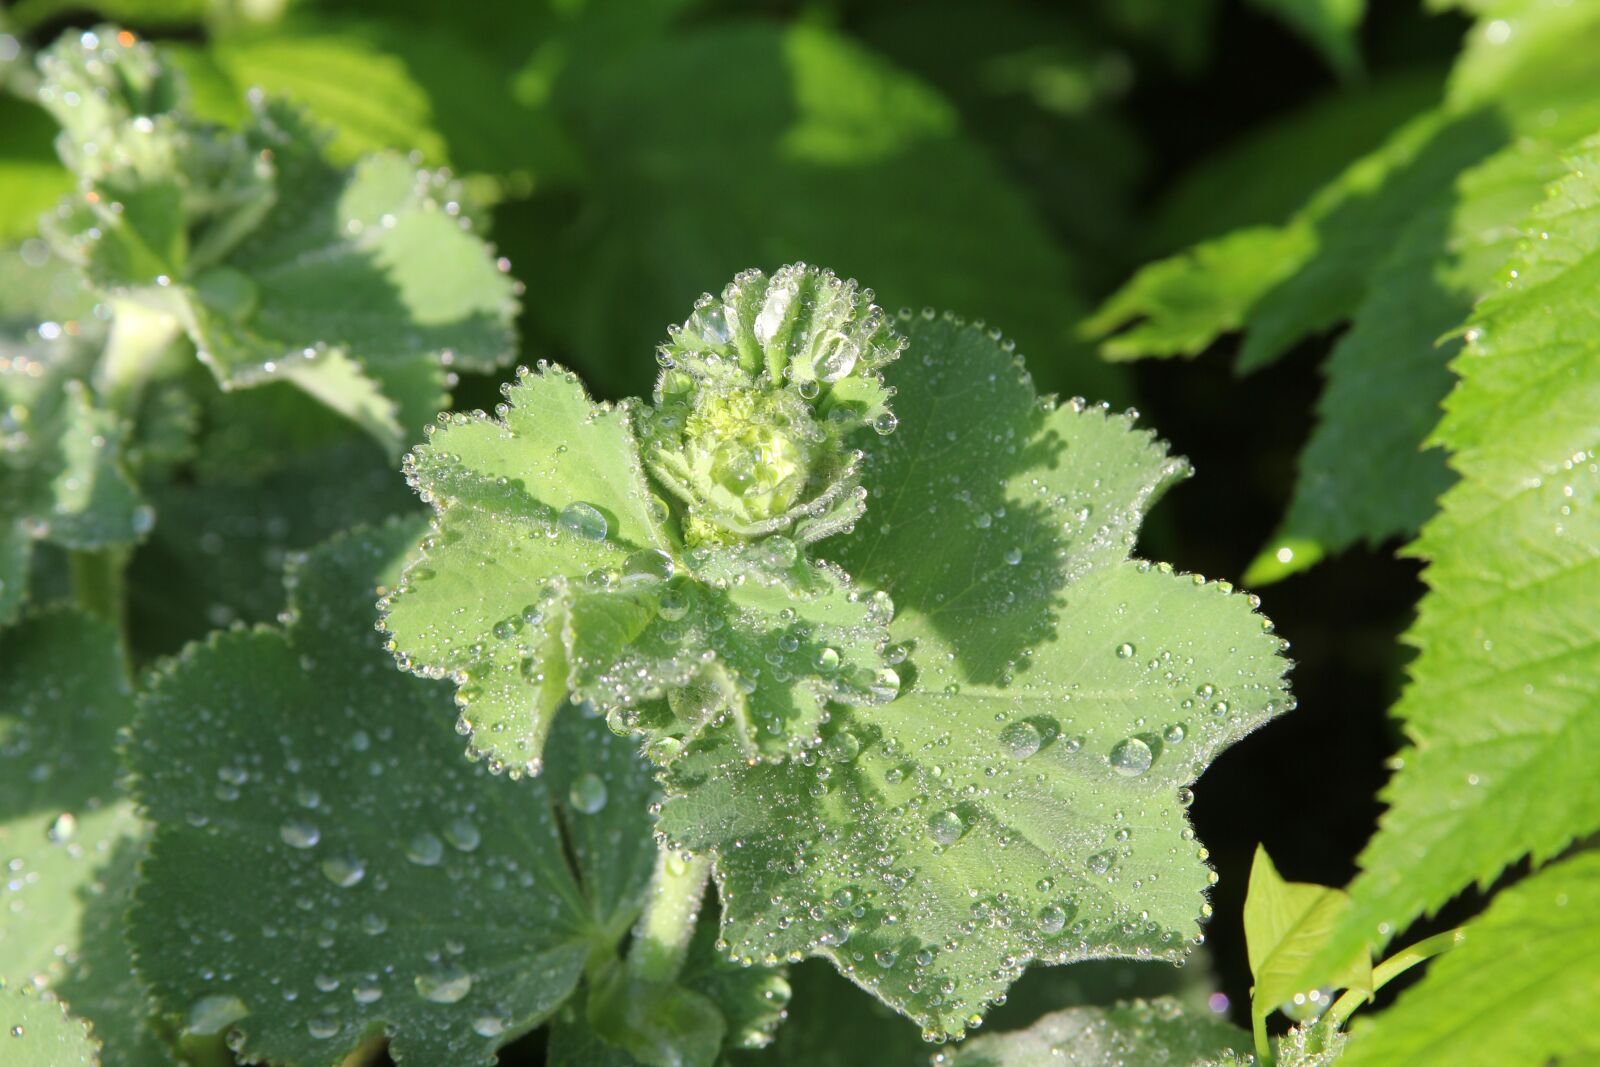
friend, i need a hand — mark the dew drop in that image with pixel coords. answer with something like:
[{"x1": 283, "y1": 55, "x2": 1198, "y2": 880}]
[
  {"x1": 1037, "y1": 904, "x2": 1068, "y2": 935},
  {"x1": 186, "y1": 994, "x2": 248, "y2": 1036},
  {"x1": 1115, "y1": 643, "x2": 1135, "y2": 659},
  {"x1": 813, "y1": 647, "x2": 840, "y2": 672},
  {"x1": 873, "y1": 411, "x2": 899, "y2": 436},
  {"x1": 557, "y1": 502, "x2": 607, "y2": 542},
  {"x1": 927, "y1": 808, "x2": 965, "y2": 846},
  {"x1": 622, "y1": 548, "x2": 674, "y2": 585},
  {"x1": 415, "y1": 966, "x2": 473, "y2": 1004},
  {"x1": 406, "y1": 832, "x2": 444, "y2": 867},
  {"x1": 321, "y1": 854, "x2": 366, "y2": 888},
  {"x1": 280, "y1": 819, "x2": 320, "y2": 849},
  {"x1": 998, "y1": 721, "x2": 1042, "y2": 760},
  {"x1": 1108, "y1": 737, "x2": 1154, "y2": 777},
  {"x1": 569, "y1": 772, "x2": 608, "y2": 814}
]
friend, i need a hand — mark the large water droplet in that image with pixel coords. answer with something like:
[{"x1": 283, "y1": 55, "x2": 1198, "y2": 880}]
[
  {"x1": 280, "y1": 819, "x2": 320, "y2": 849},
  {"x1": 998, "y1": 721, "x2": 1042, "y2": 760},
  {"x1": 869, "y1": 667, "x2": 900, "y2": 701},
  {"x1": 1108, "y1": 737, "x2": 1154, "y2": 777},
  {"x1": 443, "y1": 818, "x2": 480, "y2": 852},
  {"x1": 321, "y1": 854, "x2": 366, "y2": 887},
  {"x1": 658, "y1": 579, "x2": 693, "y2": 622},
  {"x1": 415, "y1": 966, "x2": 473, "y2": 1004},
  {"x1": 406, "y1": 832, "x2": 444, "y2": 867},
  {"x1": 557, "y1": 502, "x2": 607, "y2": 542},
  {"x1": 927, "y1": 808, "x2": 965, "y2": 846},
  {"x1": 569, "y1": 772, "x2": 608, "y2": 814},
  {"x1": 186, "y1": 994, "x2": 248, "y2": 1036},
  {"x1": 622, "y1": 548, "x2": 674, "y2": 585},
  {"x1": 1115, "y1": 642, "x2": 1136, "y2": 659},
  {"x1": 1037, "y1": 904, "x2": 1068, "y2": 935},
  {"x1": 815, "y1": 331, "x2": 859, "y2": 382}
]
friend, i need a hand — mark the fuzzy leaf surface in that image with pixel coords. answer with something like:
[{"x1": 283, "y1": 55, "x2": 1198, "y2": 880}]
[
  {"x1": 0, "y1": 986, "x2": 100, "y2": 1067},
  {"x1": 128, "y1": 521, "x2": 660, "y2": 1065},
  {"x1": 659, "y1": 314, "x2": 1291, "y2": 1039},
  {"x1": 383, "y1": 363, "x2": 893, "y2": 775},
  {"x1": 1338, "y1": 850, "x2": 1600, "y2": 1067},
  {"x1": 939, "y1": 997, "x2": 1250, "y2": 1067},
  {"x1": 0, "y1": 610, "x2": 168, "y2": 1066},
  {"x1": 1303, "y1": 137, "x2": 1600, "y2": 984}
]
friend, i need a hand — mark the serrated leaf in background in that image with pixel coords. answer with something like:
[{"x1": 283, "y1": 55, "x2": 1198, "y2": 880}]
[
  {"x1": 1300, "y1": 135, "x2": 1600, "y2": 992},
  {"x1": 0, "y1": 610, "x2": 169, "y2": 1066},
  {"x1": 1336, "y1": 850, "x2": 1600, "y2": 1067},
  {"x1": 129, "y1": 520, "x2": 660, "y2": 1065},
  {"x1": 659, "y1": 313, "x2": 1291, "y2": 1040},
  {"x1": 1089, "y1": 0, "x2": 1600, "y2": 582}
]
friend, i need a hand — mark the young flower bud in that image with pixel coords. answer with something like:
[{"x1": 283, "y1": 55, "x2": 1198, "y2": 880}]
[{"x1": 639, "y1": 263, "x2": 905, "y2": 546}]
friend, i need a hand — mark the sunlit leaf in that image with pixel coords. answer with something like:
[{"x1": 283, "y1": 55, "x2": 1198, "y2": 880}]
[
  {"x1": 1301, "y1": 134, "x2": 1600, "y2": 992},
  {"x1": 660, "y1": 313, "x2": 1291, "y2": 1040}
]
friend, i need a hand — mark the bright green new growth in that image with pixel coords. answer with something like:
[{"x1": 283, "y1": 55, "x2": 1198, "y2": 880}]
[
  {"x1": 1299, "y1": 137, "x2": 1600, "y2": 996},
  {"x1": 642, "y1": 263, "x2": 905, "y2": 545},
  {"x1": 30, "y1": 26, "x2": 518, "y2": 457}
]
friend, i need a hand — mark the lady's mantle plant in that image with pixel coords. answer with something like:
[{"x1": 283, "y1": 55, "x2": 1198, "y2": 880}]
[{"x1": 363, "y1": 263, "x2": 1292, "y2": 1052}]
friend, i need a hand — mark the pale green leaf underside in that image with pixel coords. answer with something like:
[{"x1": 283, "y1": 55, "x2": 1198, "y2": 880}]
[
  {"x1": 384, "y1": 364, "x2": 892, "y2": 773},
  {"x1": 941, "y1": 997, "x2": 1251, "y2": 1067},
  {"x1": 1305, "y1": 138, "x2": 1600, "y2": 984},
  {"x1": 1338, "y1": 850, "x2": 1600, "y2": 1067},
  {"x1": 1243, "y1": 848, "x2": 1369, "y2": 1024},
  {"x1": 0, "y1": 986, "x2": 101, "y2": 1067},
  {"x1": 660, "y1": 316, "x2": 1291, "y2": 1039},
  {"x1": 0, "y1": 610, "x2": 168, "y2": 1066},
  {"x1": 129, "y1": 521, "x2": 659, "y2": 1065}
]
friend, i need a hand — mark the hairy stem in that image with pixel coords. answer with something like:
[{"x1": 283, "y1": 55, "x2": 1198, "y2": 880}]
[
  {"x1": 626, "y1": 845, "x2": 711, "y2": 985},
  {"x1": 1326, "y1": 928, "x2": 1467, "y2": 1028},
  {"x1": 69, "y1": 547, "x2": 128, "y2": 628}
]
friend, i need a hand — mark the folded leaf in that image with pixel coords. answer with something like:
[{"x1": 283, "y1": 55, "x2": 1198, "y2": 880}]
[{"x1": 1243, "y1": 846, "x2": 1370, "y2": 1031}]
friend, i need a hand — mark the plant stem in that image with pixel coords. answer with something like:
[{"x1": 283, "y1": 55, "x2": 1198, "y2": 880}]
[
  {"x1": 68, "y1": 547, "x2": 128, "y2": 628},
  {"x1": 97, "y1": 299, "x2": 181, "y2": 417},
  {"x1": 1326, "y1": 928, "x2": 1467, "y2": 1028},
  {"x1": 626, "y1": 845, "x2": 711, "y2": 985}
]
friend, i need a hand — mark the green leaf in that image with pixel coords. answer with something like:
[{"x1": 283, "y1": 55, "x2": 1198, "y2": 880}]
[
  {"x1": 1245, "y1": 135, "x2": 1570, "y2": 584},
  {"x1": 1301, "y1": 136, "x2": 1600, "y2": 988},
  {"x1": 937, "y1": 997, "x2": 1251, "y2": 1067},
  {"x1": 0, "y1": 97, "x2": 72, "y2": 242},
  {"x1": 1337, "y1": 850, "x2": 1600, "y2": 1067},
  {"x1": 1243, "y1": 847, "x2": 1370, "y2": 1031},
  {"x1": 0, "y1": 251, "x2": 150, "y2": 620},
  {"x1": 1147, "y1": 70, "x2": 1443, "y2": 255},
  {"x1": 383, "y1": 361, "x2": 895, "y2": 774},
  {"x1": 125, "y1": 380, "x2": 417, "y2": 658},
  {"x1": 520, "y1": 20, "x2": 1125, "y2": 405},
  {"x1": 1243, "y1": 0, "x2": 1366, "y2": 78},
  {"x1": 129, "y1": 520, "x2": 662, "y2": 1065},
  {"x1": 167, "y1": 16, "x2": 576, "y2": 182},
  {"x1": 0, "y1": 985, "x2": 100, "y2": 1067},
  {"x1": 659, "y1": 313, "x2": 1291, "y2": 1040},
  {"x1": 0, "y1": 609, "x2": 169, "y2": 1066}
]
